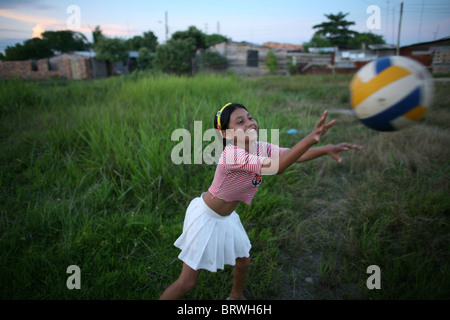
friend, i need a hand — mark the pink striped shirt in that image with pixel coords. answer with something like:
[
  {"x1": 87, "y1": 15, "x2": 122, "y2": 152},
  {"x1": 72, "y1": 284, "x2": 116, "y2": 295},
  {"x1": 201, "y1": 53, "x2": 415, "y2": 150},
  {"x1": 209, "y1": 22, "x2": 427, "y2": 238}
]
[{"x1": 208, "y1": 141, "x2": 289, "y2": 205}]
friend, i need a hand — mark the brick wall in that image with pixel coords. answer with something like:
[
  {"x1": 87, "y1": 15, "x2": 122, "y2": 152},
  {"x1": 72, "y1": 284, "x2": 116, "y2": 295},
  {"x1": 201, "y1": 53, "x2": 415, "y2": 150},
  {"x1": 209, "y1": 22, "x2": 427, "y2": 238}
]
[
  {"x1": 0, "y1": 55, "x2": 93, "y2": 80},
  {"x1": 0, "y1": 59, "x2": 61, "y2": 80}
]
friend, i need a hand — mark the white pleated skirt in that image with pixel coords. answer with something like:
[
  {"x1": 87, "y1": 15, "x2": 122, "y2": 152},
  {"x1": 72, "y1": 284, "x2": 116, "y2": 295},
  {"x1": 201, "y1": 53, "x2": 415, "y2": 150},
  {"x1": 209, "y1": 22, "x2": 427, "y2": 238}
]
[{"x1": 174, "y1": 194, "x2": 251, "y2": 272}]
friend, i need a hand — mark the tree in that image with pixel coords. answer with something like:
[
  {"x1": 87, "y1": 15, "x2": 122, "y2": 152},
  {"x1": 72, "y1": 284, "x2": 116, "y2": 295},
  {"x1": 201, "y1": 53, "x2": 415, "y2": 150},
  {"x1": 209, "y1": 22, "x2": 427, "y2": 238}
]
[
  {"x1": 194, "y1": 51, "x2": 228, "y2": 72},
  {"x1": 137, "y1": 47, "x2": 153, "y2": 69},
  {"x1": 94, "y1": 38, "x2": 128, "y2": 62},
  {"x1": 142, "y1": 31, "x2": 158, "y2": 52},
  {"x1": 126, "y1": 31, "x2": 158, "y2": 51},
  {"x1": 154, "y1": 38, "x2": 196, "y2": 75},
  {"x1": 152, "y1": 26, "x2": 230, "y2": 74},
  {"x1": 41, "y1": 30, "x2": 88, "y2": 52},
  {"x1": 313, "y1": 12, "x2": 358, "y2": 49},
  {"x1": 205, "y1": 34, "x2": 229, "y2": 47},
  {"x1": 94, "y1": 38, "x2": 129, "y2": 75},
  {"x1": 265, "y1": 50, "x2": 278, "y2": 73},
  {"x1": 171, "y1": 26, "x2": 207, "y2": 53},
  {"x1": 3, "y1": 38, "x2": 53, "y2": 61},
  {"x1": 2, "y1": 30, "x2": 88, "y2": 61},
  {"x1": 348, "y1": 32, "x2": 385, "y2": 49},
  {"x1": 154, "y1": 26, "x2": 211, "y2": 75},
  {"x1": 302, "y1": 32, "x2": 332, "y2": 52},
  {"x1": 92, "y1": 25, "x2": 105, "y2": 45}
]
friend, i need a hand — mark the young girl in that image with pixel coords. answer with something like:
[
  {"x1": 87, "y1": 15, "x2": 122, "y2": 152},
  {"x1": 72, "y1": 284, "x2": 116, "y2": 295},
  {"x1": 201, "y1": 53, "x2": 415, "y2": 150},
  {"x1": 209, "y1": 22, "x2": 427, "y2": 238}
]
[{"x1": 159, "y1": 103, "x2": 362, "y2": 300}]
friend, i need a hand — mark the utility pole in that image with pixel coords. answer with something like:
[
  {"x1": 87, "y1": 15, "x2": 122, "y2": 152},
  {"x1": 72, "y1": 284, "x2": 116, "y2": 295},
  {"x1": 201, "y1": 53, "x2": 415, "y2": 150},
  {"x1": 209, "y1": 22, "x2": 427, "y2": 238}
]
[
  {"x1": 392, "y1": 7, "x2": 395, "y2": 44},
  {"x1": 396, "y1": 2, "x2": 403, "y2": 56},
  {"x1": 418, "y1": 0, "x2": 424, "y2": 42},
  {"x1": 165, "y1": 11, "x2": 168, "y2": 43}
]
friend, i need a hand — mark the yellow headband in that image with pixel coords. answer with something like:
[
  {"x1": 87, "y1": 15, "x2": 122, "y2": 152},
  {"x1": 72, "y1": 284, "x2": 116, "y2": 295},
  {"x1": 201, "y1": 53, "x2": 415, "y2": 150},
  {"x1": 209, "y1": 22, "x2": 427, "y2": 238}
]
[{"x1": 216, "y1": 103, "x2": 232, "y2": 131}]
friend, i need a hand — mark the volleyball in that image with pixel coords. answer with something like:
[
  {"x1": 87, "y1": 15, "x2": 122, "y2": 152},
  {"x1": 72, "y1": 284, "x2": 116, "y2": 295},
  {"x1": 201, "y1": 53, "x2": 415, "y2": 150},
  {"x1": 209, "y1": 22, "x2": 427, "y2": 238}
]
[{"x1": 349, "y1": 56, "x2": 434, "y2": 131}]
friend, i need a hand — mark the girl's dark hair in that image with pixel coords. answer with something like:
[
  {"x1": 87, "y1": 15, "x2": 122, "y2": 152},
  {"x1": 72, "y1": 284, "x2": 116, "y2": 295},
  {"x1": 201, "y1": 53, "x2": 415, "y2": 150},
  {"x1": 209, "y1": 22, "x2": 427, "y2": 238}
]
[{"x1": 214, "y1": 103, "x2": 247, "y2": 147}]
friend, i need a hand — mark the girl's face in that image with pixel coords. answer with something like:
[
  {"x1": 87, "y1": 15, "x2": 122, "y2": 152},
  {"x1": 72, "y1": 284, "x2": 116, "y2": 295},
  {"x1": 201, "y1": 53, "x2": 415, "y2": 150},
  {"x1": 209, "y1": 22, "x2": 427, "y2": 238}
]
[{"x1": 224, "y1": 107, "x2": 258, "y2": 145}]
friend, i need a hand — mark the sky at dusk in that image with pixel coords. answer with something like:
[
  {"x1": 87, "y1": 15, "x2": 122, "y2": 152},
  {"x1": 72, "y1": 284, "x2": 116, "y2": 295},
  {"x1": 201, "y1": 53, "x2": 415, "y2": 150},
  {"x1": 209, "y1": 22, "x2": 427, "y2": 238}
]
[{"x1": 1, "y1": 0, "x2": 449, "y2": 53}]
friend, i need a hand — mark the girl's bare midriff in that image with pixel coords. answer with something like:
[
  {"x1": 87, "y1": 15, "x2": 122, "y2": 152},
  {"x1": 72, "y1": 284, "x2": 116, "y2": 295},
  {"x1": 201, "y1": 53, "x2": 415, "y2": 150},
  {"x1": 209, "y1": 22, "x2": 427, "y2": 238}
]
[{"x1": 202, "y1": 191, "x2": 239, "y2": 216}]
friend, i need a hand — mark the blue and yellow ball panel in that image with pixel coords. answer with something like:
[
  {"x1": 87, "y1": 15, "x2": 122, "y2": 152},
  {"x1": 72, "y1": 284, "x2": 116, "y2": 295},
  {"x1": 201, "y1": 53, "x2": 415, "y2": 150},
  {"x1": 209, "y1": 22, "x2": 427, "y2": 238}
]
[{"x1": 349, "y1": 56, "x2": 434, "y2": 131}]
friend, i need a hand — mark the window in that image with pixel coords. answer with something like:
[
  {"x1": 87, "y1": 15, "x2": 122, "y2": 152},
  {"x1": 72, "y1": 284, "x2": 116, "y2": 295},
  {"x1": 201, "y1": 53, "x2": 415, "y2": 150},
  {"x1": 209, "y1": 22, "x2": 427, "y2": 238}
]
[
  {"x1": 30, "y1": 60, "x2": 38, "y2": 71},
  {"x1": 48, "y1": 59, "x2": 58, "y2": 71},
  {"x1": 247, "y1": 50, "x2": 258, "y2": 67}
]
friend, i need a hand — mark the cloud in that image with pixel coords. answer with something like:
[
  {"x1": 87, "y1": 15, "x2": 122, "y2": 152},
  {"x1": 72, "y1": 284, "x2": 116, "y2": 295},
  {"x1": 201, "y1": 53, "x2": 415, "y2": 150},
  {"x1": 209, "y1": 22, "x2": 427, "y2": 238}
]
[
  {"x1": 0, "y1": 8, "x2": 60, "y2": 25},
  {"x1": 0, "y1": 8, "x2": 136, "y2": 40},
  {"x1": 0, "y1": 0, "x2": 54, "y2": 11},
  {"x1": 100, "y1": 24, "x2": 136, "y2": 36},
  {"x1": 32, "y1": 23, "x2": 44, "y2": 38}
]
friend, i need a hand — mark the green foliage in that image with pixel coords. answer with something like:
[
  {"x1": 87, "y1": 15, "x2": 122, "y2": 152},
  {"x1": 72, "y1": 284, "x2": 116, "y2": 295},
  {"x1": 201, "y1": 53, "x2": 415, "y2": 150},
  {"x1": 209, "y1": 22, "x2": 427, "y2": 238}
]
[
  {"x1": 205, "y1": 34, "x2": 229, "y2": 47},
  {"x1": 41, "y1": 30, "x2": 89, "y2": 52},
  {"x1": 194, "y1": 51, "x2": 227, "y2": 71},
  {"x1": 302, "y1": 32, "x2": 333, "y2": 52},
  {"x1": 2, "y1": 31, "x2": 88, "y2": 61},
  {"x1": 126, "y1": 31, "x2": 158, "y2": 52},
  {"x1": 154, "y1": 38, "x2": 196, "y2": 74},
  {"x1": 154, "y1": 26, "x2": 218, "y2": 74},
  {"x1": 137, "y1": 47, "x2": 153, "y2": 69},
  {"x1": 171, "y1": 26, "x2": 207, "y2": 52},
  {"x1": 94, "y1": 38, "x2": 129, "y2": 62},
  {"x1": 307, "y1": 12, "x2": 386, "y2": 50},
  {"x1": 265, "y1": 50, "x2": 278, "y2": 73},
  {"x1": 312, "y1": 12, "x2": 358, "y2": 49},
  {"x1": 3, "y1": 38, "x2": 53, "y2": 61},
  {"x1": 349, "y1": 32, "x2": 386, "y2": 49},
  {"x1": 92, "y1": 25, "x2": 105, "y2": 45}
]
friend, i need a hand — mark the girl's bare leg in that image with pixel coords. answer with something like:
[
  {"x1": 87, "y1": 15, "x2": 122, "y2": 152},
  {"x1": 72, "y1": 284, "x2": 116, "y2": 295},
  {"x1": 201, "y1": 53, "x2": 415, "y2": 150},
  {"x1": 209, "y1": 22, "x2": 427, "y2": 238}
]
[
  {"x1": 229, "y1": 257, "x2": 250, "y2": 300},
  {"x1": 159, "y1": 263, "x2": 201, "y2": 300}
]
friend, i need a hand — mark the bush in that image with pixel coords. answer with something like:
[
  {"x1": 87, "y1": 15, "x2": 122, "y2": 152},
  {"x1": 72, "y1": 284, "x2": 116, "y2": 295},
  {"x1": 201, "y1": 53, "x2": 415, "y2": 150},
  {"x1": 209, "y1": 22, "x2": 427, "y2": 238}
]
[
  {"x1": 94, "y1": 38, "x2": 128, "y2": 62},
  {"x1": 137, "y1": 47, "x2": 153, "y2": 70},
  {"x1": 194, "y1": 51, "x2": 228, "y2": 72},
  {"x1": 265, "y1": 50, "x2": 278, "y2": 73},
  {"x1": 154, "y1": 39, "x2": 196, "y2": 75}
]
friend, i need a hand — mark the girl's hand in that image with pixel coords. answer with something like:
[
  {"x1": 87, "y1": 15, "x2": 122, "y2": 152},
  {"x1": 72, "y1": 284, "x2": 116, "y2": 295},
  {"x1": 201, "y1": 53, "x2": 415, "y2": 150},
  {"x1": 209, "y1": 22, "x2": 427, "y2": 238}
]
[
  {"x1": 327, "y1": 143, "x2": 363, "y2": 163},
  {"x1": 307, "y1": 110, "x2": 336, "y2": 145}
]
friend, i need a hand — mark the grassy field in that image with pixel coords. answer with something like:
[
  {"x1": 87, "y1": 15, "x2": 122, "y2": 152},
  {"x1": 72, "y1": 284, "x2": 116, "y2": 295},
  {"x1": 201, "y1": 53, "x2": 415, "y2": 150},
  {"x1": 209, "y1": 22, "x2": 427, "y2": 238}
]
[{"x1": 0, "y1": 73, "x2": 449, "y2": 300}]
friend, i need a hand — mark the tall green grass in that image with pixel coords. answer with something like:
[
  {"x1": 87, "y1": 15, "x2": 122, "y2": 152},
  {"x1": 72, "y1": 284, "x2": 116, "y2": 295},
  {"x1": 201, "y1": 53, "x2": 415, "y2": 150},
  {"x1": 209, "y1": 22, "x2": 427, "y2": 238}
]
[{"x1": 1, "y1": 73, "x2": 449, "y2": 299}]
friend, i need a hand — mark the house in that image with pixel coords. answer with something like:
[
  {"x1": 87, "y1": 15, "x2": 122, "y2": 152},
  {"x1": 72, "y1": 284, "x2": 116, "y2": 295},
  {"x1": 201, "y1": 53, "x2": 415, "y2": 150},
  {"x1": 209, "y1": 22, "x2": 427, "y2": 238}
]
[
  {"x1": 206, "y1": 41, "x2": 278, "y2": 76},
  {"x1": 205, "y1": 40, "x2": 407, "y2": 75},
  {"x1": 0, "y1": 51, "x2": 138, "y2": 80},
  {"x1": 368, "y1": 44, "x2": 397, "y2": 57},
  {"x1": 400, "y1": 37, "x2": 450, "y2": 74},
  {"x1": 206, "y1": 40, "x2": 332, "y2": 75}
]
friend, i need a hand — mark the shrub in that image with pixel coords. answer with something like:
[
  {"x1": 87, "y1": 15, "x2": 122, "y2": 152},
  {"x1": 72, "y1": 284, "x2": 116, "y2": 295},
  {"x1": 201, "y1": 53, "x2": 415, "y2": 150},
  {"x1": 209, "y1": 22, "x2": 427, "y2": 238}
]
[
  {"x1": 194, "y1": 51, "x2": 228, "y2": 72},
  {"x1": 265, "y1": 50, "x2": 278, "y2": 73}
]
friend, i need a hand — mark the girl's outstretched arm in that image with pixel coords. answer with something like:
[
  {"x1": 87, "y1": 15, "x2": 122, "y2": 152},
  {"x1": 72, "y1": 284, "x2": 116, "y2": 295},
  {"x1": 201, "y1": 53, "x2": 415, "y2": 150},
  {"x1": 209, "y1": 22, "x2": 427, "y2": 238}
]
[
  {"x1": 297, "y1": 143, "x2": 363, "y2": 163},
  {"x1": 261, "y1": 110, "x2": 335, "y2": 175}
]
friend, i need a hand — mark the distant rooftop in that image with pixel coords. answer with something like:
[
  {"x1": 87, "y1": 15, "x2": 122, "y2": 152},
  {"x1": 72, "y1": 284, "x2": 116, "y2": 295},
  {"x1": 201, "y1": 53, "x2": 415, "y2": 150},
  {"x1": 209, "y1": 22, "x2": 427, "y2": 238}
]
[{"x1": 263, "y1": 42, "x2": 303, "y2": 51}]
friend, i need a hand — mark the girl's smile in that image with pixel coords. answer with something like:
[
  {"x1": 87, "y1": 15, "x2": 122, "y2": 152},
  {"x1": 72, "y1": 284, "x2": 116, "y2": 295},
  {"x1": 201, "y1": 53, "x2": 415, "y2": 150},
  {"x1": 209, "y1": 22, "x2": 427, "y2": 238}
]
[{"x1": 224, "y1": 108, "x2": 258, "y2": 149}]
